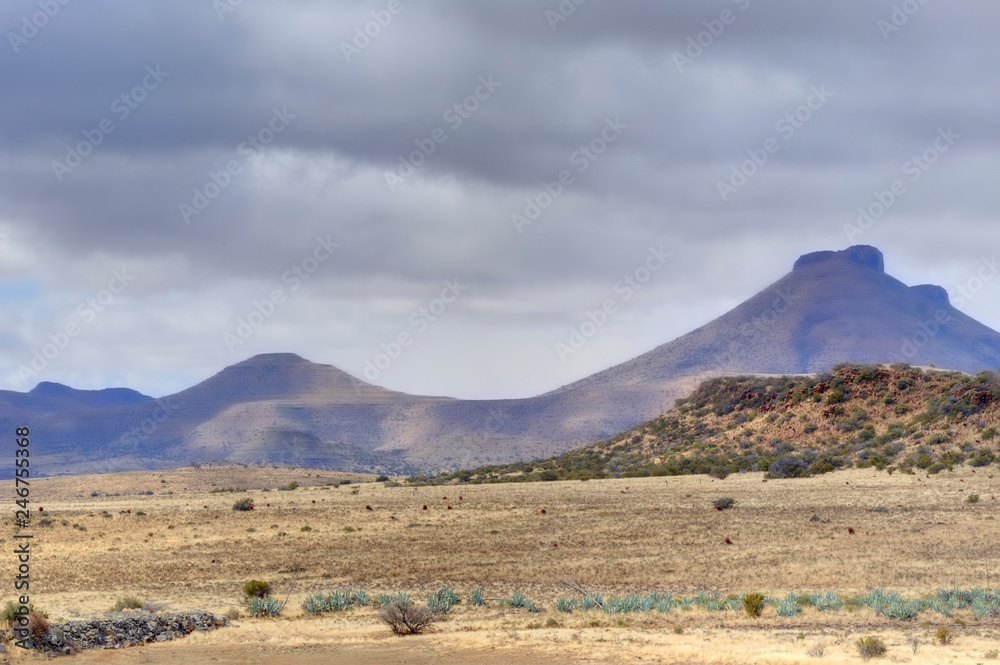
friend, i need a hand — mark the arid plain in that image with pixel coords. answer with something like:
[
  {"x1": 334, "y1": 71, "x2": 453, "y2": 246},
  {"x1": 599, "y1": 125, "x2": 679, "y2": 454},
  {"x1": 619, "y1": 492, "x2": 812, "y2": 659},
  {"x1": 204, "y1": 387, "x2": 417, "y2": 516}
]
[{"x1": 1, "y1": 465, "x2": 998, "y2": 663}]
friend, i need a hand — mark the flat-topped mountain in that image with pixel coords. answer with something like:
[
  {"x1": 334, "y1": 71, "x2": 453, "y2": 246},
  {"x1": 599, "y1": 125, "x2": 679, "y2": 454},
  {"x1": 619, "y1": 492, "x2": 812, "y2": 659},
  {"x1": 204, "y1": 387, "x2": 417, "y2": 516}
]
[{"x1": 3, "y1": 245, "x2": 999, "y2": 477}]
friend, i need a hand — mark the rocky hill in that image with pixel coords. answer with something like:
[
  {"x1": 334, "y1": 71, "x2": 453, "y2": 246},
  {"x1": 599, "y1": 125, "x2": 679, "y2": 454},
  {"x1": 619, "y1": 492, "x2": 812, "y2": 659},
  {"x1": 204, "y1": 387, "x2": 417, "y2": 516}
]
[
  {"x1": 4, "y1": 245, "x2": 1000, "y2": 476},
  {"x1": 422, "y1": 364, "x2": 1000, "y2": 483}
]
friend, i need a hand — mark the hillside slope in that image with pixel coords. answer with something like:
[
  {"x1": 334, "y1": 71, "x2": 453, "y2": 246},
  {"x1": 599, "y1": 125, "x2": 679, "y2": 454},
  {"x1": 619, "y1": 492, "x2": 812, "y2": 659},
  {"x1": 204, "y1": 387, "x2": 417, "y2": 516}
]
[
  {"x1": 424, "y1": 364, "x2": 1000, "y2": 483},
  {"x1": 4, "y1": 245, "x2": 1000, "y2": 477}
]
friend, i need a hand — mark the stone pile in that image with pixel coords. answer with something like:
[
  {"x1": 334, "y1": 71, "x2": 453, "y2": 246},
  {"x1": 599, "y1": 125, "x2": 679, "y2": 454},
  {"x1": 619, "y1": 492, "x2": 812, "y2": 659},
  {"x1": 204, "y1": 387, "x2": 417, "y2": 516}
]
[{"x1": 9, "y1": 611, "x2": 228, "y2": 653}]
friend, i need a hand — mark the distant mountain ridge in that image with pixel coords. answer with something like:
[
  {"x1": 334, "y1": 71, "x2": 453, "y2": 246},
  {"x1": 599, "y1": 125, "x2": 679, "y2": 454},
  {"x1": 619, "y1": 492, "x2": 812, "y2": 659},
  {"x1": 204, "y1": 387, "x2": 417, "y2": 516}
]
[{"x1": 3, "y1": 245, "x2": 999, "y2": 477}]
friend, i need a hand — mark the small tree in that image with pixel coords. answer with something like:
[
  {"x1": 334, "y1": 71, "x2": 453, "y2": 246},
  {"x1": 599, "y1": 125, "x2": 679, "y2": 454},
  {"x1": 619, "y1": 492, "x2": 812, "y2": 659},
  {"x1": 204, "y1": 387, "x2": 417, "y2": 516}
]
[
  {"x1": 243, "y1": 580, "x2": 271, "y2": 601},
  {"x1": 743, "y1": 592, "x2": 766, "y2": 618}
]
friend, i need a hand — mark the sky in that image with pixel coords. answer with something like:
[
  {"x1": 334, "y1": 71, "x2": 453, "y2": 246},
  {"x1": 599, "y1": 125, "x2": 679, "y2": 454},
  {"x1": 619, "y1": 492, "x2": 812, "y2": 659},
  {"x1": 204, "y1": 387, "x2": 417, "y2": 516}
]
[{"x1": 1, "y1": 0, "x2": 997, "y2": 400}]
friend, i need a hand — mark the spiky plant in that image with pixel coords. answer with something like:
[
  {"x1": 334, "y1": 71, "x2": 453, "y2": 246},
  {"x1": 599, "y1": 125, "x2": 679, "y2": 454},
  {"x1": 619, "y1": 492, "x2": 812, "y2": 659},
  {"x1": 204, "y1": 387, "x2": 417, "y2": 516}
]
[
  {"x1": 470, "y1": 588, "x2": 486, "y2": 606},
  {"x1": 507, "y1": 593, "x2": 527, "y2": 608},
  {"x1": 556, "y1": 598, "x2": 577, "y2": 613},
  {"x1": 245, "y1": 596, "x2": 282, "y2": 618}
]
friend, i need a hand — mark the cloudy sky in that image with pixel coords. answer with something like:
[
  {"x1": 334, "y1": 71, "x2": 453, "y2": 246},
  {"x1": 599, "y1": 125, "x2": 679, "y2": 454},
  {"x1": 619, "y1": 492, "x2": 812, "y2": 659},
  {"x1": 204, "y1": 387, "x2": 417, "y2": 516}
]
[{"x1": 1, "y1": 0, "x2": 996, "y2": 399}]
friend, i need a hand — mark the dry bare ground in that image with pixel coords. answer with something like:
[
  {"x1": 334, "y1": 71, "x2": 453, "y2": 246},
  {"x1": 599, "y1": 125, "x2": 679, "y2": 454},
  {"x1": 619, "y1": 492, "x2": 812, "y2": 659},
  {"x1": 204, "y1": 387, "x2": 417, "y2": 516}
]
[{"x1": 2, "y1": 466, "x2": 999, "y2": 663}]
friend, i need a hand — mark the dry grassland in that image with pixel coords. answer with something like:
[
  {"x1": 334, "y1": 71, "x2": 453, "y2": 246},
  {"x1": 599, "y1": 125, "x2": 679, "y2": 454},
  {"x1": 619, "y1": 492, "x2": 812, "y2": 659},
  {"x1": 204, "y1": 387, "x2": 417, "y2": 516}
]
[{"x1": 2, "y1": 466, "x2": 998, "y2": 664}]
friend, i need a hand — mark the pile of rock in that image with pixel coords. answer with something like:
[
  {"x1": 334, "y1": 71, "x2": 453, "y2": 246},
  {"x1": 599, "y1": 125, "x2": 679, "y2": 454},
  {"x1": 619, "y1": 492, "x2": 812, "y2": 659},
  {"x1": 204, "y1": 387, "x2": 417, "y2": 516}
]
[{"x1": 14, "y1": 611, "x2": 228, "y2": 653}]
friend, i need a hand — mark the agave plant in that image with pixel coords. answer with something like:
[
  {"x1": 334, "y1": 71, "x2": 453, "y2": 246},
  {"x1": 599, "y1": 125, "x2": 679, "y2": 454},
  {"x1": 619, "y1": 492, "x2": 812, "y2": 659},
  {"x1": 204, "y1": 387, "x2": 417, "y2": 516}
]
[
  {"x1": 351, "y1": 590, "x2": 370, "y2": 607},
  {"x1": 470, "y1": 588, "x2": 486, "y2": 606},
  {"x1": 556, "y1": 597, "x2": 577, "y2": 613},
  {"x1": 301, "y1": 594, "x2": 328, "y2": 615},
  {"x1": 776, "y1": 592, "x2": 802, "y2": 618},
  {"x1": 245, "y1": 596, "x2": 282, "y2": 617},
  {"x1": 507, "y1": 593, "x2": 527, "y2": 608}
]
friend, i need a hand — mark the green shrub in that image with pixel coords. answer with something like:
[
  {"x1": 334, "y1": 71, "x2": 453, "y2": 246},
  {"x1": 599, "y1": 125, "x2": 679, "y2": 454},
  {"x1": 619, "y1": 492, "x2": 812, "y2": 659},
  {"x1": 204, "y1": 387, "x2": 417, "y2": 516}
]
[
  {"x1": 856, "y1": 636, "x2": 887, "y2": 660},
  {"x1": 232, "y1": 498, "x2": 254, "y2": 511},
  {"x1": 713, "y1": 497, "x2": 736, "y2": 510},
  {"x1": 109, "y1": 596, "x2": 143, "y2": 612},
  {"x1": 242, "y1": 580, "x2": 271, "y2": 601},
  {"x1": 743, "y1": 592, "x2": 766, "y2": 618},
  {"x1": 935, "y1": 626, "x2": 954, "y2": 645}
]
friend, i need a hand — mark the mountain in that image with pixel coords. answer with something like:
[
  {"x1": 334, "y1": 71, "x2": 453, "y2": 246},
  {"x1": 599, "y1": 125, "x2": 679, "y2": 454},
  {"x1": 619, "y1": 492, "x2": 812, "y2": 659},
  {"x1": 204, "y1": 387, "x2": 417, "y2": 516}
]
[
  {"x1": 422, "y1": 364, "x2": 1000, "y2": 484},
  {"x1": 3, "y1": 245, "x2": 1000, "y2": 477}
]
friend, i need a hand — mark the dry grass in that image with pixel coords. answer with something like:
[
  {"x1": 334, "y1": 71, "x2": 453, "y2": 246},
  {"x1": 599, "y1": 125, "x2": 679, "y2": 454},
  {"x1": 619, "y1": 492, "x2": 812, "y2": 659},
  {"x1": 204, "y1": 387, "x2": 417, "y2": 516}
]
[{"x1": 2, "y1": 465, "x2": 998, "y2": 663}]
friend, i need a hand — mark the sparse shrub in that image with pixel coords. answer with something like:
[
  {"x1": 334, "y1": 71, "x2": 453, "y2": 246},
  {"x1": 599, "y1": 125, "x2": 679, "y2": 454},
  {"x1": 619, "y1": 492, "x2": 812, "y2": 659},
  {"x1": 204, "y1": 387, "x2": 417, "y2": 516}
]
[
  {"x1": 906, "y1": 634, "x2": 919, "y2": 654},
  {"x1": 232, "y1": 498, "x2": 254, "y2": 511},
  {"x1": 856, "y1": 636, "x2": 887, "y2": 660},
  {"x1": 343, "y1": 526, "x2": 355, "y2": 533},
  {"x1": 377, "y1": 600, "x2": 435, "y2": 635},
  {"x1": 545, "y1": 617, "x2": 559, "y2": 627},
  {"x1": 110, "y1": 596, "x2": 143, "y2": 612},
  {"x1": 713, "y1": 497, "x2": 736, "y2": 510},
  {"x1": 984, "y1": 648, "x2": 999, "y2": 659},
  {"x1": 375, "y1": 475, "x2": 390, "y2": 482},
  {"x1": 142, "y1": 599, "x2": 168, "y2": 613},
  {"x1": 242, "y1": 580, "x2": 271, "y2": 601},
  {"x1": 27, "y1": 611, "x2": 49, "y2": 638},
  {"x1": 300, "y1": 525, "x2": 312, "y2": 532},
  {"x1": 807, "y1": 641, "x2": 826, "y2": 657},
  {"x1": 743, "y1": 593, "x2": 766, "y2": 618},
  {"x1": 966, "y1": 494, "x2": 980, "y2": 504},
  {"x1": 935, "y1": 626, "x2": 954, "y2": 645},
  {"x1": 224, "y1": 607, "x2": 240, "y2": 621}
]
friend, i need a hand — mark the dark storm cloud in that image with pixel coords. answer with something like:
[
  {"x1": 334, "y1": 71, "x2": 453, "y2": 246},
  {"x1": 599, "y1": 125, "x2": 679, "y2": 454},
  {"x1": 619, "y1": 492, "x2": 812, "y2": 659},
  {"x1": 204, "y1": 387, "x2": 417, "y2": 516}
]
[{"x1": 1, "y1": 0, "x2": 998, "y2": 397}]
